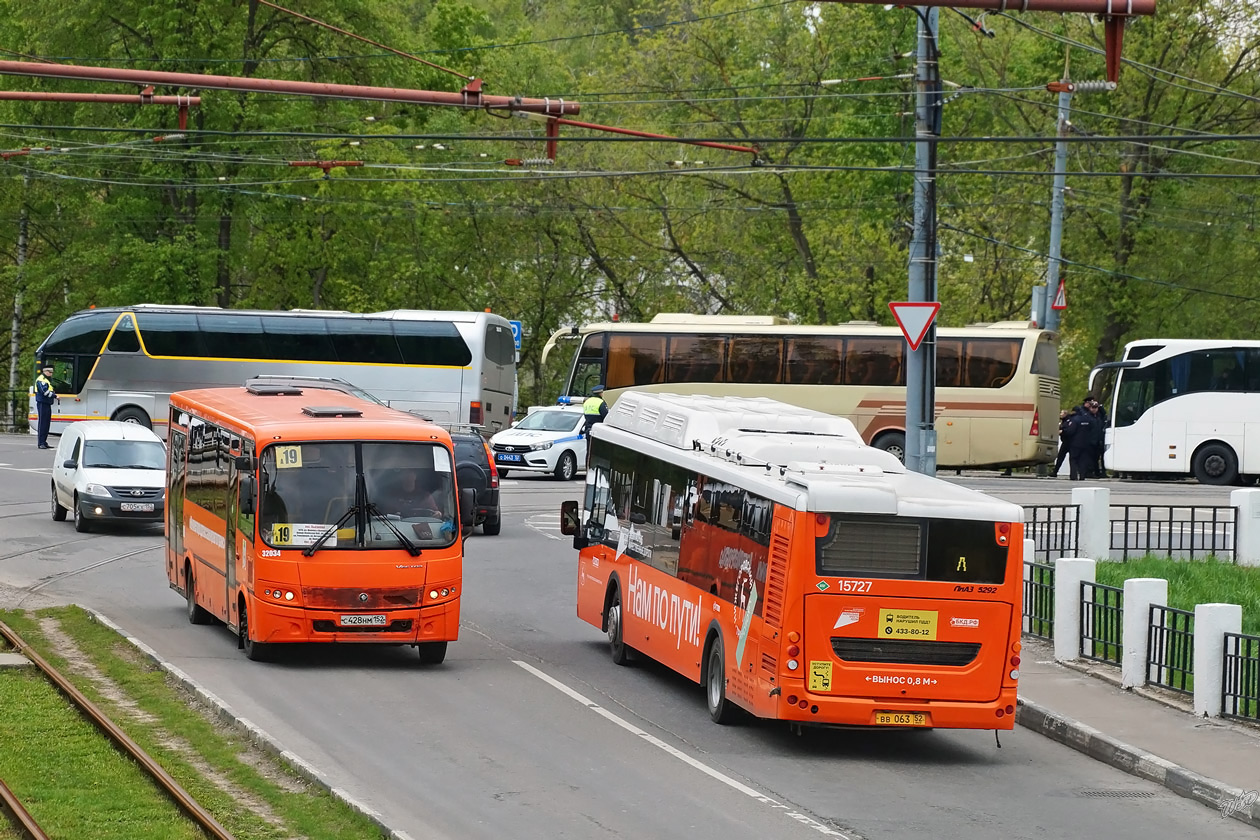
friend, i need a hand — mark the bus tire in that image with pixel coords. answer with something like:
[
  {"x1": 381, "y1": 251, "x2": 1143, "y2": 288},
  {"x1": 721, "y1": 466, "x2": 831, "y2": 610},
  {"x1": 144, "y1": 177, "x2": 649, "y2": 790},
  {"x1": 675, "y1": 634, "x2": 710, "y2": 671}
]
[
  {"x1": 112, "y1": 406, "x2": 152, "y2": 428},
  {"x1": 705, "y1": 635, "x2": 739, "y2": 725},
  {"x1": 239, "y1": 600, "x2": 270, "y2": 662},
  {"x1": 417, "y1": 641, "x2": 448, "y2": 665},
  {"x1": 873, "y1": 431, "x2": 907, "y2": 464},
  {"x1": 607, "y1": 584, "x2": 633, "y2": 666},
  {"x1": 185, "y1": 563, "x2": 212, "y2": 625},
  {"x1": 73, "y1": 493, "x2": 91, "y2": 532},
  {"x1": 1192, "y1": 443, "x2": 1238, "y2": 486},
  {"x1": 554, "y1": 451, "x2": 577, "y2": 481},
  {"x1": 51, "y1": 482, "x2": 67, "y2": 521}
]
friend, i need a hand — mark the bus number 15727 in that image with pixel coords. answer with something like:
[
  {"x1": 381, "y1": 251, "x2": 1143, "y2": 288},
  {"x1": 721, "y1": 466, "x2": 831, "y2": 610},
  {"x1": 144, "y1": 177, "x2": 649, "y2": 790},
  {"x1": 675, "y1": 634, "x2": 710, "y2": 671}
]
[{"x1": 833, "y1": 580, "x2": 872, "y2": 593}]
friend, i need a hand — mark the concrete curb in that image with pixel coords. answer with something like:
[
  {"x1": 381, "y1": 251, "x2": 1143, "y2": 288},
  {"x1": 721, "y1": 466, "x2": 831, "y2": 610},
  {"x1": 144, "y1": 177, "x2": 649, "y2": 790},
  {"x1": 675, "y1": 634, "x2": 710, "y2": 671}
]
[
  {"x1": 1016, "y1": 696, "x2": 1260, "y2": 829},
  {"x1": 83, "y1": 608, "x2": 423, "y2": 840}
]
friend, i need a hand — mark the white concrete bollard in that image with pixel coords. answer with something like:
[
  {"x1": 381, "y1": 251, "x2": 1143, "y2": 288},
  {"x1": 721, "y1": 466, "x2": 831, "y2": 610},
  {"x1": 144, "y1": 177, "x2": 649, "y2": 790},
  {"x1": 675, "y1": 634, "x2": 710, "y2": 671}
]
[
  {"x1": 1072, "y1": 486, "x2": 1111, "y2": 560},
  {"x1": 1054, "y1": 558, "x2": 1096, "y2": 662},
  {"x1": 1194, "y1": 603, "x2": 1243, "y2": 718},
  {"x1": 1229, "y1": 489, "x2": 1260, "y2": 568},
  {"x1": 1121, "y1": 578, "x2": 1168, "y2": 688}
]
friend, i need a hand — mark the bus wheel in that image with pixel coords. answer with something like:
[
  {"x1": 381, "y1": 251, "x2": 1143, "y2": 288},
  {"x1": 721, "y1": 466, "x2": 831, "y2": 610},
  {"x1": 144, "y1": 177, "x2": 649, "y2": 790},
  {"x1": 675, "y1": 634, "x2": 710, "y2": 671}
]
[
  {"x1": 1192, "y1": 443, "x2": 1238, "y2": 485},
  {"x1": 705, "y1": 637, "x2": 739, "y2": 725},
  {"x1": 51, "y1": 483, "x2": 67, "y2": 522},
  {"x1": 417, "y1": 641, "x2": 448, "y2": 665},
  {"x1": 113, "y1": 406, "x2": 151, "y2": 428},
  {"x1": 239, "y1": 602, "x2": 270, "y2": 662},
  {"x1": 554, "y1": 451, "x2": 577, "y2": 481},
  {"x1": 874, "y1": 432, "x2": 906, "y2": 464},
  {"x1": 607, "y1": 587, "x2": 633, "y2": 666},
  {"x1": 185, "y1": 564, "x2": 211, "y2": 625}
]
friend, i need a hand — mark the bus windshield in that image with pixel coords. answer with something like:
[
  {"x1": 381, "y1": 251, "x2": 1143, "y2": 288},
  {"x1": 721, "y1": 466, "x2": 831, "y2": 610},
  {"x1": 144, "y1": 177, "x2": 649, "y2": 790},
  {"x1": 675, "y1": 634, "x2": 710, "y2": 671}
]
[{"x1": 258, "y1": 441, "x2": 457, "y2": 551}]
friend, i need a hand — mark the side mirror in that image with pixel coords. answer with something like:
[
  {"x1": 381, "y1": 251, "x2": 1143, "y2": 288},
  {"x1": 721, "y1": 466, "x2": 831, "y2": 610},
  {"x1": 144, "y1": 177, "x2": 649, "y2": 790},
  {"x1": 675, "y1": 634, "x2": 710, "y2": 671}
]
[
  {"x1": 560, "y1": 500, "x2": 579, "y2": 535},
  {"x1": 240, "y1": 475, "x2": 256, "y2": 516},
  {"x1": 235, "y1": 455, "x2": 253, "y2": 471},
  {"x1": 459, "y1": 487, "x2": 476, "y2": 527},
  {"x1": 629, "y1": 512, "x2": 647, "y2": 525},
  {"x1": 63, "y1": 460, "x2": 75, "y2": 469}
]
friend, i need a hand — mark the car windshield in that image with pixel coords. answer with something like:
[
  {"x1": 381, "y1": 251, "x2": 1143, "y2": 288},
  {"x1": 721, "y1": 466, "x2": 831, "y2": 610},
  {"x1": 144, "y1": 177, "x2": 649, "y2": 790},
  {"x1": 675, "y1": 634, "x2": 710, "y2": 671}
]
[
  {"x1": 258, "y1": 441, "x2": 457, "y2": 551},
  {"x1": 83, "y1": 439, "x2": 165, "y2": 469},
  {"x1": 516, "y1": 411, "x2": 581, "y2": 432}
]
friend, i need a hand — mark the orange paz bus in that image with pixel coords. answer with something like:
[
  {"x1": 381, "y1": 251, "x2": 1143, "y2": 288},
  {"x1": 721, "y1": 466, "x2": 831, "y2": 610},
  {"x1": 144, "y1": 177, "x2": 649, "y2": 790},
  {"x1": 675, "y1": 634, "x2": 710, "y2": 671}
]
[
  {"x1": 166, "y1": 382, "x2": 473, "y2": 663},
  {"x1": 560, "y1": 392, "x2": 1024, "y2": 730}
]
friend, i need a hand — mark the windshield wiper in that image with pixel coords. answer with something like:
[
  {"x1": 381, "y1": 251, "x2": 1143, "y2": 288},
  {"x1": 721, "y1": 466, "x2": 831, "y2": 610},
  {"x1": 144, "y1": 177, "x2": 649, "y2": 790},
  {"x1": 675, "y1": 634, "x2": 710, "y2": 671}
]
[
  {"x1": 124, "y1": 464, "x2": 163, "y2": 470},
  {"x1": 302, "y1": 504, "x2": 358, "y2": 557},
  {"x1": 365, "y1": 503, "x2": 422, "y2": 557}
]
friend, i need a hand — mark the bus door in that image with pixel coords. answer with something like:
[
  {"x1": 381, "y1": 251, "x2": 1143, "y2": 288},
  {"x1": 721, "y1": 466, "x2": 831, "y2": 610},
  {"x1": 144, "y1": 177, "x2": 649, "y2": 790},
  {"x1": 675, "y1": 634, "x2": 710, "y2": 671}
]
[{"x1": 223, "y1": 433, "x2": 239, "y2": 622}]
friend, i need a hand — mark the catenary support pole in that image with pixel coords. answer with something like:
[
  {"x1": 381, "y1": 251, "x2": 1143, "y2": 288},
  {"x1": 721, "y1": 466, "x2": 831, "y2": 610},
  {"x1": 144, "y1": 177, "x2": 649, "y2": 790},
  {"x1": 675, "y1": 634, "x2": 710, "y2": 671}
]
[{"x1": 905, "y1": 6, "x2": 940, "y2": 475}]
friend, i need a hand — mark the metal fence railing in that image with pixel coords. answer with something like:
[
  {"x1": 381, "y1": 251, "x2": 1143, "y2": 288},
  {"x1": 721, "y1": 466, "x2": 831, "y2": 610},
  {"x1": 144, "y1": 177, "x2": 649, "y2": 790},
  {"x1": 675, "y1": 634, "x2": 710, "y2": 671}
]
[
  {"x1": 2, "y1": 388, "x2": 29, "y2": 434},
  {"x1": 1080, "y1": 581, "x2": 1123, "y2": 666},
  {"x1": 1022, "y1": 560, "x2": 1054, "y2": 640},
  {"x1": 1023, "y1": 504, "x2": 1078, "y2": 562},
  {"x1": 1109, "y1": 505, "x2": 1236, "y2": 561},
  {"x1": 1146, "y1": 604, "x2": 1194, "y2": 694},
  {"x1": 1222, "y1": 632, "x2": 1260, "y2": 722}
]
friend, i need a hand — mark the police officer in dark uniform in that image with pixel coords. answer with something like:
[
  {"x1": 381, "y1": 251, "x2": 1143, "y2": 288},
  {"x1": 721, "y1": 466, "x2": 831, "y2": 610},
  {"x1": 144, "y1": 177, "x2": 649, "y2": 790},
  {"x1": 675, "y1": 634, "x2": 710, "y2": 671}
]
[
  {"x1": 1067, "y1": 398, "x2": 1104, "y2": 481},
  {"x1": 33, "y1": 364, "x2": 56, "y2": 449}
]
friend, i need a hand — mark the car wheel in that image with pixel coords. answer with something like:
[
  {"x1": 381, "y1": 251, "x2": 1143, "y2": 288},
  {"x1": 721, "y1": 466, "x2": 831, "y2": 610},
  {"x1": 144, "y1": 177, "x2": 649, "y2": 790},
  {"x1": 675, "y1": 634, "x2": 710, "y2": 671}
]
[
  {"x1": 73, "y1": 493, "x2": 90, "y2": 532},
  {"x1": 417, "y1": 641, "x2": 448, "y2": 665},
  {"x1": 706, "y1": 636, "x2": 740, "y2": 725},
  {"x1": 51, "y1": 483, "x2": 67, "y2": 522},
  {"x1": 482, "y1": 512, "x2": 501, "y2": 536},
  {"x1": 554, "y1": 450, "x2": 577, "y2": 481},
  {"x1": 112, "y1": 406, "x2": 152, "y2": 428}
]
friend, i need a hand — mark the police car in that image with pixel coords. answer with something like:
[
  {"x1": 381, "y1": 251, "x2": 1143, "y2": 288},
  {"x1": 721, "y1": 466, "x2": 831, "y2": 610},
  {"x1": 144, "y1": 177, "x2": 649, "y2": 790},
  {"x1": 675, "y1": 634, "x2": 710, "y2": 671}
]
[{"x1": 489, "y1": 404, "x2": 587, "y2": 480}]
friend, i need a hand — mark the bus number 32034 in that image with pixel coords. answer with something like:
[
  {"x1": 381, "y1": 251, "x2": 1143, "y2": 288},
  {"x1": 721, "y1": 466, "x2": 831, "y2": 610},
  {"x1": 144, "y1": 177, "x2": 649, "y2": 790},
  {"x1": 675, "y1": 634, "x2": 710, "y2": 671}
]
[{"x1": 833, "y1": 580, "x2": 873, "y2": 593}]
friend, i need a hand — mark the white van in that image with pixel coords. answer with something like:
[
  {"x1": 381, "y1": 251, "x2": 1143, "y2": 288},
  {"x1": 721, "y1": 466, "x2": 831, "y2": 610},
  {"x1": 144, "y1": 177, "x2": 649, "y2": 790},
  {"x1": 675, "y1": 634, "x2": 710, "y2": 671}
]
[{"x1": 51, "y1": 420, "x2": 166, "y2": 532}]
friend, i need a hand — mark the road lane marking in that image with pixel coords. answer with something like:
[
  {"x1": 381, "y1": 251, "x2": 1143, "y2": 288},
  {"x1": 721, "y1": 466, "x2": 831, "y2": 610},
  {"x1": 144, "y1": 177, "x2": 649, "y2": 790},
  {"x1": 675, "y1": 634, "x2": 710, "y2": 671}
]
[
  {"x1": 524, "y1": 513, "x2": 563, "y2": 541},
  {"x1": 513, "y1": 659, "x2": 855, "y2": 839}
]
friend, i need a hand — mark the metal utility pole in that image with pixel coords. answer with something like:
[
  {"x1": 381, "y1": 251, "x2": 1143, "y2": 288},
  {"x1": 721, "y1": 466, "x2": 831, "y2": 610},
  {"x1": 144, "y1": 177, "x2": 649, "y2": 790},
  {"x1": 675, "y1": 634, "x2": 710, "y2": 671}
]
[
  {"x1": 905, "y1": 6, "x2": 941, "y2": 475},
  {"x1": 1043, "y1": 74, "x2": 1114, "y2": 334},
  {"x1": 7, "y1": 172, "x2": 28, "y2": 433}
]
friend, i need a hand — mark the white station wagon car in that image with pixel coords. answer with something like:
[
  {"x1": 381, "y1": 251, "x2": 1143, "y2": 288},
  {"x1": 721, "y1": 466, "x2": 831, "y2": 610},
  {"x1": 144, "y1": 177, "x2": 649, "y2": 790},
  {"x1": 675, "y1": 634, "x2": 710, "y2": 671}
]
[
  {"x1": 489, "y1": 405, "x2": 587, "y2": 480},
  {"x1": 51, "y1": 420, "x2": 166, "y2": 532}
]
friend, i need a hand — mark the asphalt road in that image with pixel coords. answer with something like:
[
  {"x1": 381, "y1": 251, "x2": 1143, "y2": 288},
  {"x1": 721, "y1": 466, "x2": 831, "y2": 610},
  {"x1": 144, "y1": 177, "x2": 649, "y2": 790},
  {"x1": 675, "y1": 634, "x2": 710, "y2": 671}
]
[{"x1": 0, "y1": 433, "x2": 1251, "y2": 840}]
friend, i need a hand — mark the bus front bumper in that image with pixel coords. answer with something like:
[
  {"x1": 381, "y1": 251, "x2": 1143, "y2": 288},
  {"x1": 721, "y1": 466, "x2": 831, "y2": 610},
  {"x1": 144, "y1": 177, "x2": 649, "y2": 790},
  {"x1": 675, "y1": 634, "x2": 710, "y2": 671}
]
[
  {"x1": 248, "y1": 595, "x2": 460, "y2": 645},
  {"x1": 771, "y1": 687, "x2": 1019, "y2": 730}
]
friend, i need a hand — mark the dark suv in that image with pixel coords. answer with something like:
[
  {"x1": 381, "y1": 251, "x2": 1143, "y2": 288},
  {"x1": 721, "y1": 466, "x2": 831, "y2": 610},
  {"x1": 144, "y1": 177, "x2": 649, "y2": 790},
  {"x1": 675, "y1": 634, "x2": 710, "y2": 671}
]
[{"x1": 450, "y1": 430, "x2": 501, "y2": 536}]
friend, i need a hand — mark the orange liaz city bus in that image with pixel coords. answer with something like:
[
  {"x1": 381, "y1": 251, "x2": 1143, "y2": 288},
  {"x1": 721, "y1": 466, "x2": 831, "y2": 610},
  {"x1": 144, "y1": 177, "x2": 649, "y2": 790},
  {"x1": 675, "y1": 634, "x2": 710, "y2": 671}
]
[
  {"x1": 166, "y1": 382, "x2": 473, "y2": 663},
  {"x1": 560, "y1": 392, "x2": 1024, "y2": 729}
]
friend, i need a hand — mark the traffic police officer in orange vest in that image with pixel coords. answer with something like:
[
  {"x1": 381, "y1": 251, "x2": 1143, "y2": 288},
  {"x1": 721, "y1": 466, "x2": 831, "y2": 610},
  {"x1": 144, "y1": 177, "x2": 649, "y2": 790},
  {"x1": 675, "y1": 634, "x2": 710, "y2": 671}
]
[{"x1": 34, "y1": 363, "x2": 57, "y2": 449}]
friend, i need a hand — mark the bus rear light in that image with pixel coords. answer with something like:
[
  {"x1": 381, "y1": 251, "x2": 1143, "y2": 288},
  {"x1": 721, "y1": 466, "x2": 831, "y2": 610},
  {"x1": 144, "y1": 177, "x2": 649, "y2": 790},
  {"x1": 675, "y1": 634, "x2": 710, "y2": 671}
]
[
  {"x1": 786, "y1": 695, "x2": 798, "y2": 706},
  {"x1": 1009, "y1": 669, "x2": 1020, "y2": 680},
  {"x1": 996, "y1": 708, "x2": 1005, "y2": 718},
  {"x1": 799, "y1": 700, "x2": 809, "y2": 710},
  {"x1": 787, "y1": 659, "x2": 799, "y2": 671},
  {"x1": 787, "y1": 645, "x2": 800, "y2": 657},
  {"x1": 995, "y1": 522, "x2": 1010, "y2": 546},
  {"x1": 469, "y1": 401, "x2": 483, "y2": 425},
  {"x1": 1029, "y1": 409, "x2": 1040, "y2": 437},
  {"x1": 1010, "y1": 655, "x2": 1021, "y2": 667},
  {"x1": 1012, "y1": 641, "x2": 1022, "y2": 653},
  {"x1": 1006, "y1": 705, "x2": 1014, "y2": 715},
  {"x1": 787, "y1": 631, "x2": 800, "y2": 643}
]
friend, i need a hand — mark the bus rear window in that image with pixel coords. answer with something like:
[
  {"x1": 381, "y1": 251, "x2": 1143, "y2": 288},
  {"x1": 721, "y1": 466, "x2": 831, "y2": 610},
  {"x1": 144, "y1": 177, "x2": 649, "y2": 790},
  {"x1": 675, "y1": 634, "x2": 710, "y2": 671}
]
[{"x1": 816, "y1": 516, "x2": 1007, "y2": 583}]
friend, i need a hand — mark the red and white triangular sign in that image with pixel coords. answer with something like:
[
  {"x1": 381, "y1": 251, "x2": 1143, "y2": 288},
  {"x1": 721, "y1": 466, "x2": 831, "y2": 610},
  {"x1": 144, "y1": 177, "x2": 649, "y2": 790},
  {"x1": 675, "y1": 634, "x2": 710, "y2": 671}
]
[
  {"x1": 888, "y1": 302, "x2": 940, "y2": 351},
  {"x1": 1051, "y1": 279, "x2": 1066, "y2": 310}
]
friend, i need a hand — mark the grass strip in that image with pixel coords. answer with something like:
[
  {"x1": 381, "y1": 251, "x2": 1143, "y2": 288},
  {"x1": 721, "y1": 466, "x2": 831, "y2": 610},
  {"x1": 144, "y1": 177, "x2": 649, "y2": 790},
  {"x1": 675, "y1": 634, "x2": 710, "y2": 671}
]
[
  {"x1": 1093, "y1": 556, "x2": 1260, "y2": 635},
  {"x1": 0, "y1": 606, "x2": 385, "y2": 839}
]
